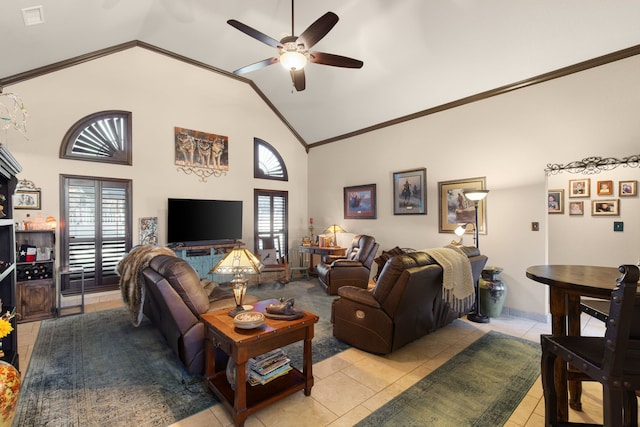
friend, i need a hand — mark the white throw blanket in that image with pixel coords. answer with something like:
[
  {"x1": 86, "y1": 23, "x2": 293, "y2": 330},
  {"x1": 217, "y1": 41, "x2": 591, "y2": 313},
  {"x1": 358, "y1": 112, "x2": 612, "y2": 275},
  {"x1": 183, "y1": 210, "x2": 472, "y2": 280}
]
[
  {"x1": 116, "y1": 245, "x2": 177, "y2": 326},
  {"x1": 423, "y1": 246, "x2": 475, "y2": 313}
]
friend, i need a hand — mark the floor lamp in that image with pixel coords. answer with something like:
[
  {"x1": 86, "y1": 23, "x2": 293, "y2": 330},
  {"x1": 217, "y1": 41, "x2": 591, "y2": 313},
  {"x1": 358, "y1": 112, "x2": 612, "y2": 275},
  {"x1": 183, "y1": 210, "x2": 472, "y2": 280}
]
[{"x1": 462, "y1": 189, "x2": 489, "y2": 324}]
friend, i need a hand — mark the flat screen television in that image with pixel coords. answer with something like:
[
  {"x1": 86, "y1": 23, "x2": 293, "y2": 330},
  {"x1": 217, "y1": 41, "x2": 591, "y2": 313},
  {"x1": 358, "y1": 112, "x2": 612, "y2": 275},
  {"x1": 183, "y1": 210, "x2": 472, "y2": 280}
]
[{"x1": 167, "y1": 198, "x2": 242, "y2": 246}]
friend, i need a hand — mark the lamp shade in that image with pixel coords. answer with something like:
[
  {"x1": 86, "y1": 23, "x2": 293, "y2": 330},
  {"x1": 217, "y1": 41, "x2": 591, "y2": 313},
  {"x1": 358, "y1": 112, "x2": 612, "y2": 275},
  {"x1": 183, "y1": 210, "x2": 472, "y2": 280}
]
[
  {"x1": 324, "y1": 224, "x2": 346, "y2": 234},
  {"x1": 280, "y1": 51, "x2": 307, "y2": 71},
  {"x1": 454, "y1": 224, "x2": 468, "y2": 237},
  {"x1": 462, "y1": 189, "x2": 489, "y2": 202},
  {"x1": 210, "y1": 248, "x2": 264, "y2": 275}
]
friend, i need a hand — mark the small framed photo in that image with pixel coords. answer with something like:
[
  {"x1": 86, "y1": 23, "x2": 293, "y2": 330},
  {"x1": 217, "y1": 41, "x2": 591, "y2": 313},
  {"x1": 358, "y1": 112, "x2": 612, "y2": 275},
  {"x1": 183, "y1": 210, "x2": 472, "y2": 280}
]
[
  {"x1": 597, "y1": 180, "x2": 613, "y2": 195},
  {"x1": 569, "y1": 178, "x2": 590, "y2": 198},
  {"x1": 548, "y1": 189, "x2": 564, "y2": 214},
  {"x1": 569, "y1": 201, "x2": 584, "y2": 216},
  {"x1": 619, "y1": 180, "x2": 637, "y2": 197},
  {"x1": 344, "y1": 184, "x2": 377, "y2": 219},
  {"x1": 14, "y1": 190, "x2": 41, "y2": 210},
  {"x1": 393, "y1": 168, "x2": 426, "y2": 215},
  {"x1": 591, "y1": 199, "x2": 619, "y2": 216}
]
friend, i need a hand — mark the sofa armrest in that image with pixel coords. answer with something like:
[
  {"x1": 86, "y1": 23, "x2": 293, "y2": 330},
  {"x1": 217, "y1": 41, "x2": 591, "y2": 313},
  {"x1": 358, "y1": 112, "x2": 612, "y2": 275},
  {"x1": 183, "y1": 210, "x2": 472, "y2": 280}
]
[{"x1": 337, "y1": 286, "x2": 380, "y2": 308}]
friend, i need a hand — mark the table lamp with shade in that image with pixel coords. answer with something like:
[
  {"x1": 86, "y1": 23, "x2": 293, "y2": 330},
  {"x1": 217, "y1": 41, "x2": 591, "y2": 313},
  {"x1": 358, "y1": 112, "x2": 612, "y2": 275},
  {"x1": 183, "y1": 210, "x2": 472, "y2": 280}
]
[
  {"x1": 324, "y1": 224, "x2": 346, "y2": 247},
  {"x1": 462, "y1": 188, "x2": 489, "y2": 324},
  {"x1": 210, "y1": 248, "x2": 263, "y2": 317}
]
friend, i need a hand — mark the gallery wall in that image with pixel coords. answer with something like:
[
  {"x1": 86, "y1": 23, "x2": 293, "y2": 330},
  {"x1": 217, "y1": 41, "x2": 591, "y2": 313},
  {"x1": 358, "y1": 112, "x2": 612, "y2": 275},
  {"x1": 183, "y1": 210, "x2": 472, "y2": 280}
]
[{"x1": 308, "y1": 54, "x2": 640, "y2": 320}]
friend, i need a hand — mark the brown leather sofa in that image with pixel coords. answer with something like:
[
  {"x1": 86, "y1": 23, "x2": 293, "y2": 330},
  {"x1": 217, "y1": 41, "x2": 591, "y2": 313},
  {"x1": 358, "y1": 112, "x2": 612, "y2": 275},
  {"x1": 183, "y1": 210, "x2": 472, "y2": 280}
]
[
  {"x1": 316, "y1": 234, "x2": 380, "y2": 295},
  {"x1": 142, "y1": 254, "x2": 254, "y2": 374},
  {"x1": 331, "y1": 246, "x2": 488, "y2": 354}
]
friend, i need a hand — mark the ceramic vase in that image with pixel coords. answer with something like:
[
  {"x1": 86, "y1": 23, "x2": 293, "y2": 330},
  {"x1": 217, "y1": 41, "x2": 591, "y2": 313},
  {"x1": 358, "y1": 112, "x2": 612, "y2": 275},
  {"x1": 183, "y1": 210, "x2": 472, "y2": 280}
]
[
  {"x1": 0, "y1": 361, "x2": 20, "y2": 427},
  {"x1": 479, "y1": 266, "x2": 507, "y2": 318}
]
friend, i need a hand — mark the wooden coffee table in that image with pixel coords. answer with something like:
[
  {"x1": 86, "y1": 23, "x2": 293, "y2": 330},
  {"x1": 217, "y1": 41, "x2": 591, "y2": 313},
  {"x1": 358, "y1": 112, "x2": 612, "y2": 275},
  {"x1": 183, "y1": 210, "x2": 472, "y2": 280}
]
[{"x1": 201, "y1": 299, "x2": 319, "y2": 427}]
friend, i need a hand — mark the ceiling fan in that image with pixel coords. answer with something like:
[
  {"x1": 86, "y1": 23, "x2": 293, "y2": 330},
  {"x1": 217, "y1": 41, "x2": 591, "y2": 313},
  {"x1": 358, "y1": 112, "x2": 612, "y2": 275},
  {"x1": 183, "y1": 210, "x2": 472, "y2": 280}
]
[{"x1": 227, "y1": 0, "x2": 364, "y2": 91}]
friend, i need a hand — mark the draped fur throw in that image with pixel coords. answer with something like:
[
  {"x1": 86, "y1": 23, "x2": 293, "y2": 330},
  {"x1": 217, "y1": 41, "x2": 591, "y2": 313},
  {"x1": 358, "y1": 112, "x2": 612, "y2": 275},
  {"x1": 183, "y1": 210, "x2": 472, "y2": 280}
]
[
  {"x1": 116, "y1": 245, "x2": 177, "y2": 326},
  {"x1": 423, "y1": 246, "x2": 475, "y2": 313}
]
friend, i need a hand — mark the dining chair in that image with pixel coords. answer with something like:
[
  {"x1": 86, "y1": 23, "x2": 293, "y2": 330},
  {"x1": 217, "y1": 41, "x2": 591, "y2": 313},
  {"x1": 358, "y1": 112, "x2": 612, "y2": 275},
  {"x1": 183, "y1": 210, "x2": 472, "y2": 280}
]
[{"x1": 540, "y1": 264, "x2": 640, "y2": 427}]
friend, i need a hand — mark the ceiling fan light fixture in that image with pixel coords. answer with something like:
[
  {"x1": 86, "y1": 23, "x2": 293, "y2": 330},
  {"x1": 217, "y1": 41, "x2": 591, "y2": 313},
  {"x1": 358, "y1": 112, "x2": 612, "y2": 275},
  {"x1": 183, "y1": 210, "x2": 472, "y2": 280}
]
[{"x1": 280, "y1": 51, "x2": 307, "y2": 71}]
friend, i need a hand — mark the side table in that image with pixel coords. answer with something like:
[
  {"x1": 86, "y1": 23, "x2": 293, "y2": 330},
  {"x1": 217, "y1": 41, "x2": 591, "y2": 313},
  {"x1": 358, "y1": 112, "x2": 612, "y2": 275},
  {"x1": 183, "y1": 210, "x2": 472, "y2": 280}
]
[{"x1": 201, "y1": 300, "x2": 319, "y2": 427}]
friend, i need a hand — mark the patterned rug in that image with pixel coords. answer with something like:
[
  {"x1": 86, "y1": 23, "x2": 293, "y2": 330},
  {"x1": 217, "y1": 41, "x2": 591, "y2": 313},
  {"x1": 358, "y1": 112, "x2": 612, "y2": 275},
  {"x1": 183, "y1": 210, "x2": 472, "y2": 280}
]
[
  {"x1": 13, "y1": 278, "x2": 346, "y2": 426},
  {"x1": 355, "y1": 331, "x2": 540, "y2": 427}
]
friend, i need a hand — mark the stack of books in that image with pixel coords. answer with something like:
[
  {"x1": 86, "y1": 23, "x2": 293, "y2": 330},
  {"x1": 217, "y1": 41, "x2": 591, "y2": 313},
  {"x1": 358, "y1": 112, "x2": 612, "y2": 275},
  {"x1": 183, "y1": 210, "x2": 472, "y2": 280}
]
[{"x1": 247, "y1": 348, "x2": 291, "y2": 386}]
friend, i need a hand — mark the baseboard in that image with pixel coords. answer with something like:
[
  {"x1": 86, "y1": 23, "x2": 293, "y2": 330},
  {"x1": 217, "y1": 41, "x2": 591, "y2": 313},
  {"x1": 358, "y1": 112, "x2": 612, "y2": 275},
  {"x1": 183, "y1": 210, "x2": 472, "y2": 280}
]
[{"x1": 500, "y1": 306, "x2": 550, "y2": 323}]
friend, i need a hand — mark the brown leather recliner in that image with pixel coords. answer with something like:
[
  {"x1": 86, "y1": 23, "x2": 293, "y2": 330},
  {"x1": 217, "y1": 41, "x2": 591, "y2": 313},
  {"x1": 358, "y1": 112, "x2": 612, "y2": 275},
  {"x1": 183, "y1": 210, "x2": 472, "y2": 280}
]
[
  {"x1": 331, "y1": 246, "x2": 488, "y2": 354},
  {"x1": 316, "y1": 235, "x2": 380, "y2": 295}
]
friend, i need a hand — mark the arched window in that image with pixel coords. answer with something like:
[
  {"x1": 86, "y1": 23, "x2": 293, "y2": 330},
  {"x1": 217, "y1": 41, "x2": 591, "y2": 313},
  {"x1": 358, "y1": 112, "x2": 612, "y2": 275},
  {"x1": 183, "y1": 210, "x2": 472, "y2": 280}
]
[
  {"x1": 60, "y1": 110, "x2": 132, "y2": 165},
  {"x1": 254, "y1": 138, "x2": 288, "y2": 181}
]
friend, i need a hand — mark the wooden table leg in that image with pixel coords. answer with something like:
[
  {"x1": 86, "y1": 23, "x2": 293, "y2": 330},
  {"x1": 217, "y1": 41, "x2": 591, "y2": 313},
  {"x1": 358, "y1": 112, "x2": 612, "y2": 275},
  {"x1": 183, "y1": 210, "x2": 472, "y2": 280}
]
[
  {"x1": 550, "y1": 286, "x2": 569, "y2": 422},
  {"x1": 567, "y1": 294, "x2": 583, "y2": 411},
  {"x1": 303, "y1": 325, "x2": 315, "y2": 396}
]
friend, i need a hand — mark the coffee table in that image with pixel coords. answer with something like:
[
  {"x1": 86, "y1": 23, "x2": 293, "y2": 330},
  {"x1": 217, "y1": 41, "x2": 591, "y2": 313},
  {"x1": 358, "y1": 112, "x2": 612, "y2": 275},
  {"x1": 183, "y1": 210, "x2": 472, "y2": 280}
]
[{"x1": 201, "y1": 299, "x2": 319, "y2": 427}]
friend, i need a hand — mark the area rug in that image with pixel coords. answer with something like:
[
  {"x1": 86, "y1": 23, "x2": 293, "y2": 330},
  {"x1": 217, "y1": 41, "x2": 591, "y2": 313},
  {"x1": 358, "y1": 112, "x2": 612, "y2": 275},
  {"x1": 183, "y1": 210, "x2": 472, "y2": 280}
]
[
  {"x1": 356, "y1": 331, "x2": 540, "y2": 427},
  {"x1": 13, "y1": 278, "x2": 346, "y2": 426}
]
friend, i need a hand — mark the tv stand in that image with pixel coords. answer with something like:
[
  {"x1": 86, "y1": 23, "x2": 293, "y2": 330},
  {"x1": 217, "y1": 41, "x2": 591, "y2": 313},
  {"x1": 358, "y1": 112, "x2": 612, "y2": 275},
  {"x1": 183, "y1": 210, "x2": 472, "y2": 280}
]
[{"x1": 170, "y1": 241, "x2": 245, "y2": 280}]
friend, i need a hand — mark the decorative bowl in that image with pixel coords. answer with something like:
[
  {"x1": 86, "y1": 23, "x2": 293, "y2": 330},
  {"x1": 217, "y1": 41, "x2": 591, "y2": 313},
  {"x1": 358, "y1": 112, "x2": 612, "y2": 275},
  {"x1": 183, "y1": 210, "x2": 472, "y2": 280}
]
[{"x1": 233, "y1": 311, "x2": 265, "y2": 329}]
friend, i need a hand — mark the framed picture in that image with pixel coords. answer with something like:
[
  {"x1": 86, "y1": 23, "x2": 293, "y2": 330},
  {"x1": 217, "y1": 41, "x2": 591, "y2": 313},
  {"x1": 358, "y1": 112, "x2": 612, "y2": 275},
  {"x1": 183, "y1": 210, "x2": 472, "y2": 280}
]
[
  {"x1": 393, "y1": 168, "x2": 426, "y2": 215},
  {"x1": 438, "y1": 177, "x2": 487, "y2": 234},
  {"x1": 548, "y1": 189, "x2": 564, "y2": 214},
  {"x1": 139, "y1": 217, "x2": 158, "y2": 245},
  {"x1": 14, "y1": 190, "x2": 41, "y2": 210},
  {"x1": 344, "y1": 184, "x2": 377, "y2": 219},
  {"x1": 591, "y1": 199, "x2": 619, "y2": 216},
  {"x1": 569, "y1": 201, "x2": 584, "y2": 216},
  {"x1": 619, "y1": 180, "x2": 637, "y2": 197},
  {"x1": 597, "y1": 180, "x2": 613, "y2": 195},
  {"x1": 568, "y1": 178, "x2": 590, "y2": 198}
]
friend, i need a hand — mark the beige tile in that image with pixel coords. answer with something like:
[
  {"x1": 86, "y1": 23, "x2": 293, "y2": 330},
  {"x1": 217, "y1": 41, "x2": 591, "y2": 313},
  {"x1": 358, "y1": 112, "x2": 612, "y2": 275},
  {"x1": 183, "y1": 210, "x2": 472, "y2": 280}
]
[
  {"x1": 341, "y1": 354, "x2": 406, "y2": 392},
  {"x1": 507, "y1": 394, "x2": 541, "y2": 426},
  {"x1": 326, "y1": 404, "x2": 371, "y2": 427},
  {"x1": 311, "y1": 371, "x2": 376, "y2": 416},
  {"x1": 255, "y1": 392, "x2": 337, "y2": 427},
  {"x1": 169, "y1": 407, "x2": 225, "y2": 427}
]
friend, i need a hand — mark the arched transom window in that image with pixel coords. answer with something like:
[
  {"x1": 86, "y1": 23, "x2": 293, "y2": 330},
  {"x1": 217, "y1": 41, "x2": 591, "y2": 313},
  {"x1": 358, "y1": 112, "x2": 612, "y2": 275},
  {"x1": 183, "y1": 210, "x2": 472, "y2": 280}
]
[
  {"x1": 60, "y1": 110, "x2": 132, "y2": 165},
  {"x1": 254, "y1": 138, "x2": 288, "y2": 181}
]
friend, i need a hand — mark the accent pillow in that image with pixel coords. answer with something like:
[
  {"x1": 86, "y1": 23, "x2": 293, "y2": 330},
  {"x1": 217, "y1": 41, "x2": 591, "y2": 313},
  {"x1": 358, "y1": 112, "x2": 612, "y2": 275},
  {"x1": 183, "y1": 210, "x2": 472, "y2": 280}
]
[{"x1": 373, "y1": 246, "x2": 406, "y2": 282}]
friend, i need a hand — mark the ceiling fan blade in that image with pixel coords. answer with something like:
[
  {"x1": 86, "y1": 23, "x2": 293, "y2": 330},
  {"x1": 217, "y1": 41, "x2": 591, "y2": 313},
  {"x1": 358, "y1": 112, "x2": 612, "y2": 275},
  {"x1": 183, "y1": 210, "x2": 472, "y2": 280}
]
[
  {"x1": 309, "y1": 52, "x2": 364, "y2": 69},
  {"x1": 233, "y1": 57, "x2": 279, "y2": 75},
  {"x1": 227, "y1": 19, "x2": 281, "y2": 48},
  {"x1": 298, "y1": 12, "x2": 339, "y2": 49},
  {"x1": 290, "y1": 69, "x2": 306, "y2": 91}
]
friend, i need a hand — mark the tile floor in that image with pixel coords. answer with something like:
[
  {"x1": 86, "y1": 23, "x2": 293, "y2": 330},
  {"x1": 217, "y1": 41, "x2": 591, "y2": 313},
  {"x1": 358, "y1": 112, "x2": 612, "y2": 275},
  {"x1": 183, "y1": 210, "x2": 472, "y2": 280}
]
[{"x1": 17, "y1": 299, "x2": 610, "y2": 427}]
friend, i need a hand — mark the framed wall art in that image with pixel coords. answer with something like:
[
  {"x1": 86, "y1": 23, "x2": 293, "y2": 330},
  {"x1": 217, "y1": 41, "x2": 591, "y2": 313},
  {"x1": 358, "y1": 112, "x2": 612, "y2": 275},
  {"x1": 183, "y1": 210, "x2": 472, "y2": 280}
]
[
  {"x1": 14, "y1": 179, "x2": 41, "y2": 210},
  {"x1": 619, "y1": 180, "x2": 637, "y2": 196},
  {"x1": 344, "y1": 184, "x2": 377, "y2": 219},
  {"x1": 591, "y1": 199, "x2": 619, "y2": 216},
  {"x1": 393, "y1": 168, "x2": 426, "y2": 215},
  {"x1": 596, "y1": 180, "x2": 613, "y2": 195},
  {"x1": 139, "y1": 217, "x2": 158, "y2": 245},
  {"x1": 568, "y1": 178, "x2": 590, "y2": 198},
  {"x1": 174, "y1": 126, "x2": 228, "y2": 181},
  {"x1": 569, "y1": 201, "x2": 584, "y2": 216},
  {"x1": 438, "y1": 177, "x2": 487, "y2": 234},
  {"x1": 548, "y1": 189, "x2": 564, "y2": 214}
]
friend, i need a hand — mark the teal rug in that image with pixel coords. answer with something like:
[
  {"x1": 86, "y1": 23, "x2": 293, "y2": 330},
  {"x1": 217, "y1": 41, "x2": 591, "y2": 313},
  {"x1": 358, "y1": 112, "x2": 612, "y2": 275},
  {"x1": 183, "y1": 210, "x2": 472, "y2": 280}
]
[
  {"x1": 356, "y1": 331, "x2": 540, "y2": 427},
  {"x1": 13, "y1": 278, "x2": 345, "y2": 426}
]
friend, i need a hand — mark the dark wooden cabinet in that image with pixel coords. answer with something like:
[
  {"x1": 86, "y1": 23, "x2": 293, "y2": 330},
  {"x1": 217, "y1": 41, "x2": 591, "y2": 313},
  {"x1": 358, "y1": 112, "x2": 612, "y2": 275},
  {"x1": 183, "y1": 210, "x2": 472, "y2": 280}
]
[
  {"x1": 15, "y1": 230, "x2": 55, "y2": 323},
  {"x1": 0, "y1": 145, "x2": 21, "y2": 369}
]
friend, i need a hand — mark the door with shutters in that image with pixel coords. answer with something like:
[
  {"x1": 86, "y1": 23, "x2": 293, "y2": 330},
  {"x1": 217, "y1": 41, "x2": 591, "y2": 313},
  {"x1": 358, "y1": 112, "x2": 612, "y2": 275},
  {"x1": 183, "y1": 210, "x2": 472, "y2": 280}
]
[
  {"x1": 255, "y1": 190, "x2": 288, "y2": 258},
  {"x1": 60, "y1": 175, "x2": 132, "y2": 294}
]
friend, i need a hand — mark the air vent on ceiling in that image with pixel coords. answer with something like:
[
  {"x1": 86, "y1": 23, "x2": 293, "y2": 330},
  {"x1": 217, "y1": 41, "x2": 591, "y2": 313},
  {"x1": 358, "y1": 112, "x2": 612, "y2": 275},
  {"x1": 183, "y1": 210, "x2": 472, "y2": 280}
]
[{"x1": 22, "y1": 6, "x2": 45, "y2": 26}]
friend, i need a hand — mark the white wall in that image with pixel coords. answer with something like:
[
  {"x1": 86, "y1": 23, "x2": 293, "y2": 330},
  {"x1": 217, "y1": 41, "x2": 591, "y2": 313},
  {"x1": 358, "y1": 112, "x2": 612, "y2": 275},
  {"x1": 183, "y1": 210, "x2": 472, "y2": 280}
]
[
  {"x1": 4, "y1": 47, "x2": 309, "y2": 252},
  {"x1": 309, "y1": 54, "x2": 640, "y2": 321}
]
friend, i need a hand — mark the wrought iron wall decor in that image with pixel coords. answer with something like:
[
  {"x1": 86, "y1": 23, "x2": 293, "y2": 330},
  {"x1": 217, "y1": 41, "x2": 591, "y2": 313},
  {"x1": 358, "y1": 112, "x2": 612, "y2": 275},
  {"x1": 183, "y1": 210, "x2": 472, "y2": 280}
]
[
  {"x1": 545, "y1": 154, "x2": 640, "y2": 175},
  {"x1": 174, "y1": 127, "x2": 228, "y2": 182}
]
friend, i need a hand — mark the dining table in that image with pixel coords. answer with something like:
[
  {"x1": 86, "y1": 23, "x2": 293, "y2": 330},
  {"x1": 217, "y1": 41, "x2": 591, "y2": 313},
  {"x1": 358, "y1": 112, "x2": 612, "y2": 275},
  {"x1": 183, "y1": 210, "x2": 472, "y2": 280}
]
[{"x1": 525, "y1": 264, "x2": 623, "y2": 422}]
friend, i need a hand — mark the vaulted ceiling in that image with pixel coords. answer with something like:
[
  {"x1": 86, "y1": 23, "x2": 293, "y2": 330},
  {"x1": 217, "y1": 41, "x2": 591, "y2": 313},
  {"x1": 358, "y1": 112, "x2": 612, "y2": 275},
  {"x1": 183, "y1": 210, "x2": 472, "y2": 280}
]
[{"x1": 2, "y1": 1, "x2": 640, "y2": 145}]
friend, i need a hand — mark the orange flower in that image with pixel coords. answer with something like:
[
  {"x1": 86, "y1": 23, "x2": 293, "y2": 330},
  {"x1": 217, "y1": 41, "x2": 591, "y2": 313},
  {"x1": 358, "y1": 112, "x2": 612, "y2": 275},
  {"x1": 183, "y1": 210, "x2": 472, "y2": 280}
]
[{"x1": 0, "y1": 319, "x2": 12, "y2": 339}]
